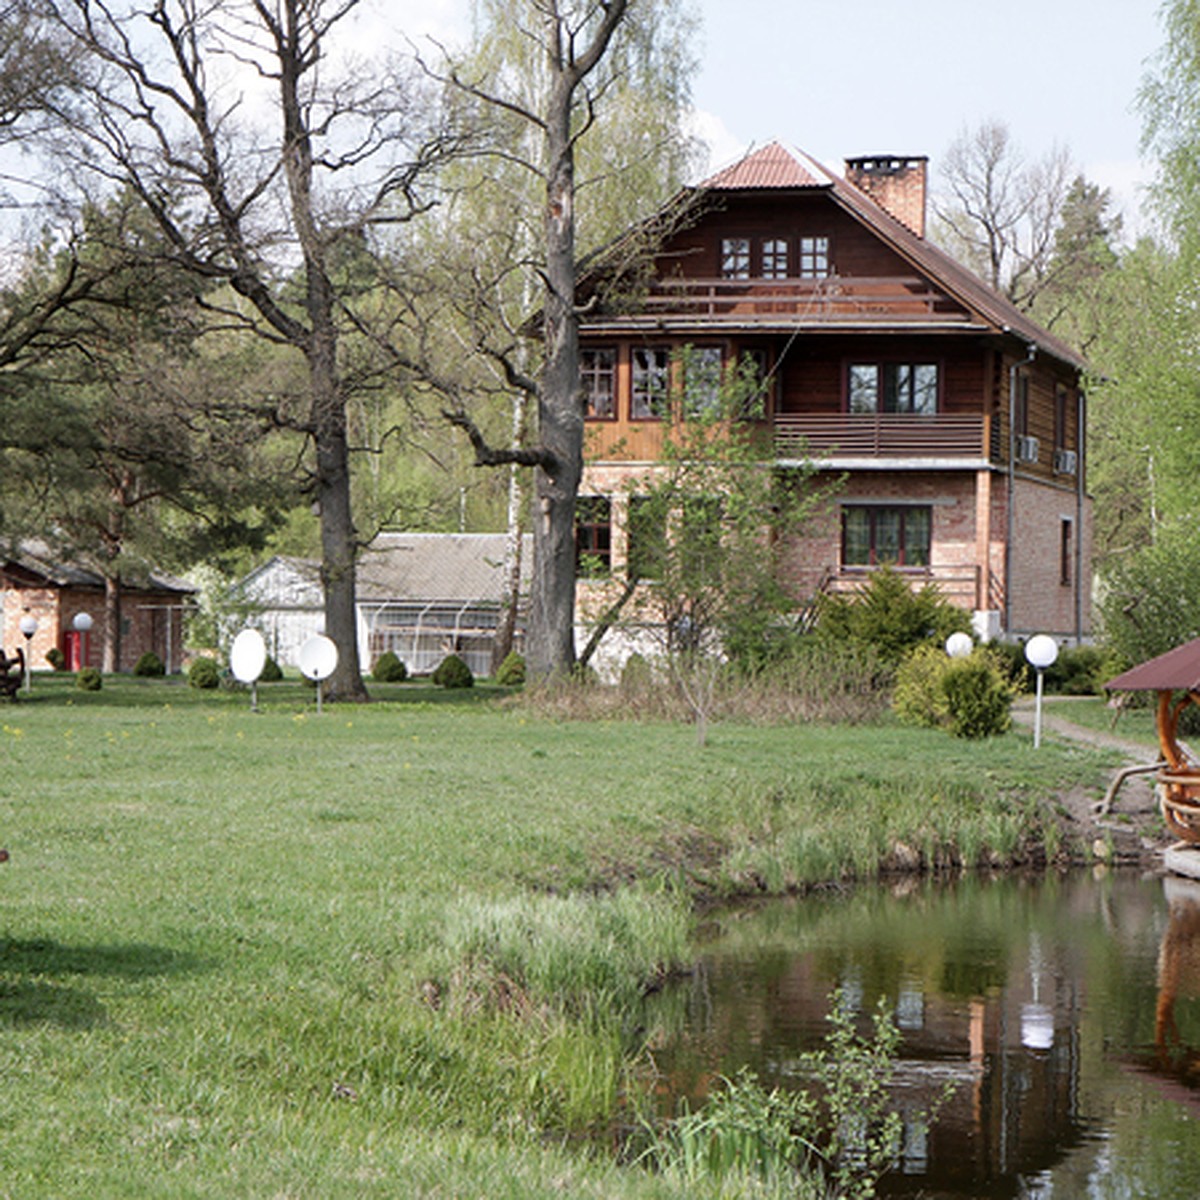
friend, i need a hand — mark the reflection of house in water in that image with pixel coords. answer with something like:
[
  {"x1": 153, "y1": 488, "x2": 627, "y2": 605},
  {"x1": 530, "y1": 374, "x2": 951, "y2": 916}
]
[{"x1": 649, "y1": 885, "x2": 1094, "y2": 1196}]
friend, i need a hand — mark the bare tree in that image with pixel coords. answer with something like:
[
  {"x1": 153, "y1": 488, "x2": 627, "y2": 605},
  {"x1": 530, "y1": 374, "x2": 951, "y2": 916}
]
[
  {"x1": 932, "y1": 119, "x2": 1074, "y2": 309},
  {"x1": 39, "y1": 0, "x2": 462, "y2": 698}
]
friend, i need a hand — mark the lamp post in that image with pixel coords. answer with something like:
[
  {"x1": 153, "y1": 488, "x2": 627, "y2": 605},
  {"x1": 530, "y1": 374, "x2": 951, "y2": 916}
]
[
  {"x1": 18, "y1": 614, "x2": 38, "y2": 693},
  {"x1": 1025, "y1": 635, "x2": 1059, "y2": 749},
  {"x1": 72, "y1": 611, "x2": 93, "y2": 672}
]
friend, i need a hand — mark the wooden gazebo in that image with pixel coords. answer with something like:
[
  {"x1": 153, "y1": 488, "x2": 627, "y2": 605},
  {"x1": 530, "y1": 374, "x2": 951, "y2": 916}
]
[{"x1": 1108, "y1": 639, "x2": 1200, "y2": 844}]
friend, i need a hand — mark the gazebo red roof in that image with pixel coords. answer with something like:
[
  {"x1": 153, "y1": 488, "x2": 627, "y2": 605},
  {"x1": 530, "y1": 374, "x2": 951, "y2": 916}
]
[{"x1": 1106, "y1": 638, "x2": 1200, "y2": 692}]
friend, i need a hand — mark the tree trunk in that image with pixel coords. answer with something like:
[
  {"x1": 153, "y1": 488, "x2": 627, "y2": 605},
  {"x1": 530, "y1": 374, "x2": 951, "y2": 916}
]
[
  {"x1": 309, "y1": 302, "x2": 368, "y2": 702},
  {"x1": 525, "y1": 78, "x2": 583, "y2": 681},
  {"x1": 491, "y1": 392, "x2": 527, "y2": 674},
  {"x1": 103, "y1": 572, "x2": 121, "y2": 673}
]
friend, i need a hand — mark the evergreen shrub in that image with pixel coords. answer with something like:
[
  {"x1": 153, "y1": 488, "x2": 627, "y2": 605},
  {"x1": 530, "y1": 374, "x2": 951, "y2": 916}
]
[
  {"x1": 260, "y1": 656, "x2": 283, "y2": 682},
  {"x1": 188, "y1": 657, "x2": 220, "y2": 690},
  {"x1": 432, "y1": 653, "x2": 473, "y2": 689},
  {"x1": 134, "y1": 651, "x2": 165, "y2": 677},
  {"x1": 45, "y1": 646, "x2": 66, "y2": 671},
  {"x1": 815, "y1": 565, "x2": 970, "y2": 669},
  {"x1": 372, "y1": 650, "x2": 408, "y2": 683},
  {"x1": 893, "y1": 644, "x2": 1015, "y2": 739},
  {"x1": 495, "y1": 651, "x2": 526, "y2": 687},
  {"x1": 76, "y1": 667, "x2": 102, "y2": 691}
]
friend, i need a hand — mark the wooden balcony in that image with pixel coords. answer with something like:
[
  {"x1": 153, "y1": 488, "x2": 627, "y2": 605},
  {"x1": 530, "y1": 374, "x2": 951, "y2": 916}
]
[
  {"x1": 774, "y1": 412, "x2": 990, "y2": 460},
  {"x1": 641, "y1": 274, "x2": 969, "y2": 324}
]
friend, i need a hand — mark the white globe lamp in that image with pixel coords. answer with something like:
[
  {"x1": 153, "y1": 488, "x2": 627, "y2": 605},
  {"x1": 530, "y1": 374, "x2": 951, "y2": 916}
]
[{"x1": 1024, "y1": 635, "x2": 1060, "y2": 749}]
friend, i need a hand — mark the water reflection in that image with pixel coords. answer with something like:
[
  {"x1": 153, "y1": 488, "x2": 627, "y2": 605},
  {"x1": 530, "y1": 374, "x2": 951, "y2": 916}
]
[{"x1": 645, "y1": 872, "x2": 1200, "y2": 1198}]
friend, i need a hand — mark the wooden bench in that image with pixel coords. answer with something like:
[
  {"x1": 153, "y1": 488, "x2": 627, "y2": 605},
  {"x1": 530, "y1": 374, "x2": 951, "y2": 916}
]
[{"x1": 0, "y1": 646, "x2": 24, "y2": 700}]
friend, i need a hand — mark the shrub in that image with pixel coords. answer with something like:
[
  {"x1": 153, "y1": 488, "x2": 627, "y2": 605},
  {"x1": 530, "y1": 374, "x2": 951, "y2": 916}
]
[
  {"x1": 76, "y1": 666, "x2": 102, "y2": 692},
  {"x1": 619, "y1": 652, "x2": 654, "y2": 693},
  {"x1": 893, "y1": 643, "x2": 1015, "y2": 739},
  {"x1": 815, "y1": 565, "x2": 971, "y2": 669},
  {"x1": 45, "y1": 646, "x2": 66, "y2": 671},
  {"x1": 940, "y1": 653, "x2": 1014, "y2": 739},
  {"x1": 260, "y1": 655, "x2": 283, "y2": 682},
  {"x1": 431, "y1": 653, "x2": 473, "y2": 689},
  {"x1": 188, "y1": 656, "x2": 220, "y2": 690},
  {"x1": 495, "y1": 651, "x2": 526, "y2": 687},
  {"x1": 372, "y1": 650, "x2": 408, "y2": 683},
  {"x1": 134, "y1": 651, "x2": 165, "y2": 677},
  {"x1": 891, "y1": 642, "x2": 953, "y2": 730},
  {"x1": 1044, "y1": 644, "x2": 1111, "y2": 695}
]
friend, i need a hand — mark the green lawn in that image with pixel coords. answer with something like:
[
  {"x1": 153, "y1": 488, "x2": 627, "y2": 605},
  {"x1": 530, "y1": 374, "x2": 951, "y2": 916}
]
[{"x1": 0, "y1": 676, "x2": 1125, "y2": 1197}]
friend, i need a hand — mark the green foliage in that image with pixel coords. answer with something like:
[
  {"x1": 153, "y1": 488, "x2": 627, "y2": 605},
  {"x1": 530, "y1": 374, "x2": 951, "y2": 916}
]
[
  {"x1": 133, "y1": 651, "x2": 165, "y2": 677},
  {"x1": 372, "y1": 650, "x2": 408, "y2": 683},
  {"x1": 940, "y1": 654, "x2": 1015, "y2": 739},
  {"x1": 432, "y1": 653, "x2": 474, "y2": 689},
  {"x1": 259, "y1": 655, "x2": 283, "y2": 682},
  {"x1": 893, "y1": 643, "x2": 1016, "y2": 739},
  {"x1": 1044, "y1": 644, "x2": 1112, "y2": 695},
  {"x1": 1098, "y1": 519, "x2": 1200, "y2": 669},
  {"x1": 45, "y1": 646, "x2": 66, "y2": 671},
  {"x1": 816, "y1": 566, "x2": 971, "y2": 669},
  {"x1": 645, "y1": 991, "x2": 949, "y2": 1198},
  {"x1": 187, "y1": 656, "x2": 220, "y2": 690},
  {"x1": 619, "y1": 652, "x2": 654, "y2": 692},
  {"x1": 891, "y1": 642, "x2": 953, "y2": 729},
  {"x1": 75, "y1": 666, "x2": 102, "y2": 691},
  {"x1": 495, "y1": 650, "x2": 526, "y2": 686}
]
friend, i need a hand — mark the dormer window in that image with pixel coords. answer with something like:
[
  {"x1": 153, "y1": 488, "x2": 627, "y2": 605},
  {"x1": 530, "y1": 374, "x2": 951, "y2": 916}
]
[{"x1": 720, "y1": 237, "x2": 751, "y2": 279}]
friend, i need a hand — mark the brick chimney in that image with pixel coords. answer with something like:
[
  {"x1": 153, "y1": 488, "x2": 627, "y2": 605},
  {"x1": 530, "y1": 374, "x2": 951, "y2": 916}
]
[{"x1": 844, "y1": 156, "x2": 928, "y2": 238}]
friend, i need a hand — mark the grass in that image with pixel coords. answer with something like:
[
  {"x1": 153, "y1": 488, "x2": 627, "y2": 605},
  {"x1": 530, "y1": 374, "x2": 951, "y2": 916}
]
[{"x1": 0, "y1": 674, "x2": 1126, "y2": 1196}]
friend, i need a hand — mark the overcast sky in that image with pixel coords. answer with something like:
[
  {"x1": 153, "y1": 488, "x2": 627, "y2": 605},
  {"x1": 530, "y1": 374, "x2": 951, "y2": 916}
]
[{"x1": 391, "y1": 0, "x2": 1166, "y2": 235}]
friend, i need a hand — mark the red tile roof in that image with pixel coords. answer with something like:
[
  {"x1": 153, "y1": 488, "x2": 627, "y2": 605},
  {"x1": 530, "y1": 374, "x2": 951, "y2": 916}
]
[{"x1": 702, "y1": 141, "x2": 824, "y2": 190}]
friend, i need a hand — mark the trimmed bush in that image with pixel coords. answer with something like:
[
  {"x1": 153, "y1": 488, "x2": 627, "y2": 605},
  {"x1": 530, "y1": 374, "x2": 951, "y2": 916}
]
[
  {"x1": 941, "y1": 654, "x2": 1014, "y2": 739},
  {"x1": 893, "y1": 643, "x2": 1015, "y2": 739},
  {"x1": 372, "y1": 650, "x2": 408, "y2": 683},
  {"x1": 45, "y1": 646, "x2": 67, "y2": 671},
  {"x1": 260, "y1": 655, "x2": 283, "y2": 682},
  {"x1": 134, "y1": 651, "x2": 165, "y2": 677},
  {"x1": 431, "y1": 653, "x2": 473, "y2": 689},
  {"x1": 188, "y1": 657, "x2": 220, "y2": 690},
  {"x1": 495, "y1": 651, "x2": 526, "y2": 687},
  {"x1": 76, "y1": 666, "x2": 102, "y2": 692}
]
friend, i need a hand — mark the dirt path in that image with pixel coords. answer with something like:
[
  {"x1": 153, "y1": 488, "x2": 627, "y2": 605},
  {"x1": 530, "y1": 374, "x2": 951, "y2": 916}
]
[{"x1": 1011, "y1": 696, "x2": 1166, "y2": 866}]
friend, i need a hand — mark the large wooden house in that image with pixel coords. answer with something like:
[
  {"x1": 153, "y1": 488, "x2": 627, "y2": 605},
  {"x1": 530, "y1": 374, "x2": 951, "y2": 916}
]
[{"x1": 574, "y1": 142, "x2": 1091, "y2": 654}]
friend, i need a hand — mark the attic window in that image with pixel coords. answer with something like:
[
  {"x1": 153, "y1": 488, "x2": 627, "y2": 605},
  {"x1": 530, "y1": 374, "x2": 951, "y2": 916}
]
[
  {"x1": 720, "y1": 237, "x2": 751, "y2": 279},
  {"x1": 580, "y1": 348, "x2": 616, "y2": 419}
]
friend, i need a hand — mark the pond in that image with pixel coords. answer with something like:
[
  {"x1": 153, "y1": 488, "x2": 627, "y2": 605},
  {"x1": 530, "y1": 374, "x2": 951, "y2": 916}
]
[{"x1": 645, "y1": 870, "x2": 1200, "y2": 1198}]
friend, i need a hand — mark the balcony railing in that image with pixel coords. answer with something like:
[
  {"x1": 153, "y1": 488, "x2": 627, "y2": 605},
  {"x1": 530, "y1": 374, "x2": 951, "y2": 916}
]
[
  {"x1": 642, "y1": 274, "x2": 967, "y2": 322},
  {"x1": 821, "y1": 563, "x2": 999, "y2": 612},
  {"x1": 774, "y1": 412, "x2": 989, "y2": 459}
]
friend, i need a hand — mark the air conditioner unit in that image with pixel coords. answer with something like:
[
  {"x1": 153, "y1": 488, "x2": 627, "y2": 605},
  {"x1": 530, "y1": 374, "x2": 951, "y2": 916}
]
[
  {"x1": 1053, "y1": 449, "x2": 1078, "y2": 475},
  {"x1": 1014, "y1": 435, "x2": 1040, "y2": 464}
]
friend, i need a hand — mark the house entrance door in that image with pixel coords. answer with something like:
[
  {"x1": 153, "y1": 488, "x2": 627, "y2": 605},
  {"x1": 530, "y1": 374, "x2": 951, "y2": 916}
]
[{"x1": 65, "y1": 630, "x2": 84, "y2": 671}]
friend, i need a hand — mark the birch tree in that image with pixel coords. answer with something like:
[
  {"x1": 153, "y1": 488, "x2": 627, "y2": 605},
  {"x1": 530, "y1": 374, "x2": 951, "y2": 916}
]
[{"x1": 430, "y1": 0, "x2": 699, "y2": 681}]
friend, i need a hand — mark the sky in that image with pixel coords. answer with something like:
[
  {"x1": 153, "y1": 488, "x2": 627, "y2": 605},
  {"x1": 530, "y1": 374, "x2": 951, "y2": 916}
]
[{"x1": 388, "y1": 0, "x2": 1167, "y2": 236}]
